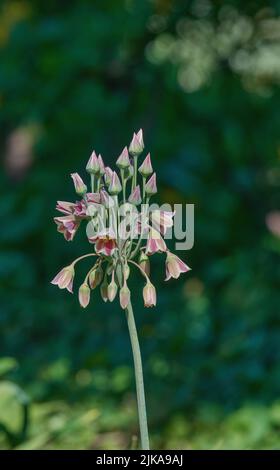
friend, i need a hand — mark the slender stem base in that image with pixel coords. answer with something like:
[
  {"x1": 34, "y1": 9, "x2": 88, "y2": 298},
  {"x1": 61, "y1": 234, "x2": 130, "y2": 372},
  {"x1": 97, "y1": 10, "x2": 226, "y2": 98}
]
[{"x1": 125, "y1": 300, "x2": 150, "y2": 450}]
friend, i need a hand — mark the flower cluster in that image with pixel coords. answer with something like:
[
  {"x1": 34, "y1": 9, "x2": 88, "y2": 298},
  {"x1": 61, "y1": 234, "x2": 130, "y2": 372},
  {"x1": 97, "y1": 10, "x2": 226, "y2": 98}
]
[{"x1": 51, "y1": 130, "x2": 191, "y2": 309}]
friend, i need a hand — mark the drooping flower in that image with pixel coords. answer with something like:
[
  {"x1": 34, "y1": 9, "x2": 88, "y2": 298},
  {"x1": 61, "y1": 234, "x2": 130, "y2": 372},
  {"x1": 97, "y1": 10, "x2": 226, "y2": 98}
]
[
  {"x1": 51, "y1": 265, "x2": 75, "y2": 293},
  {"x1": 120, "y1": 283, "x2": 131, "y2": 309},
  {"x1": 71, "y1": 173, "x2": 87, "y2": 196},
  {"x1": 79, "y1": 282, "x2": 91, "y2": 308},
  {"x1": 89, "y1": 228, "x2": 117, "y2": 256},
  {"x1": 150, "y1": 210, "x2": 175, "y2": 235},
  {"x1": 128, "y1": 185, "x2": 142, "y2": 205},
  {"x1": 129, "y1": 129, "x2": 144, "y2": 156},
  {"x1": 56, "y1": 201, "x2": 75, "y2": 215},
  {"x1": 108, "y1": 171, "x2": 122, "y2": 195},
  {"x1": 146, "y1": 228, "x2": 167, "y2": 254},
  {"x1": 116, "y1": 147, "x2": 130, "y2": 169},
  {"x1": 145, "y1": 173, "x2": 157, "y2": 196},
  {"x1": 138, "y1": 153, "x2": 153, "y2": 177},
  {"x1": 165, "y1": 252, "x2": 191, "y2": 281},
  {"x1": 143, "y1": 282, "x2": 156, "y2": 307},
  {"x1": 86, "y1": 151, "x2": 100, "y2": 174},
  {"x1": 54, "y1": 215, "x2": 80, "y2": 241}
]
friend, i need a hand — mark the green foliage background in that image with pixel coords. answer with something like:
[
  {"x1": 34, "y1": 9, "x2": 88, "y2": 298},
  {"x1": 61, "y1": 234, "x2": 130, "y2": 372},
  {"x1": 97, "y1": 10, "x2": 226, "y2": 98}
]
[{"x1": 0, "y1": 0, "x2": 280, "y2": 449}]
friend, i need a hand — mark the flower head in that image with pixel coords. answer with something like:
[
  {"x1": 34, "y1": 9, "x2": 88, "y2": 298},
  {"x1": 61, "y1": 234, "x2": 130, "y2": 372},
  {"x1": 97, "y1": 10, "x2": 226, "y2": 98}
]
[
  {"x1": 165, "y1": 252, "x2": 191, "y2": 281},
  {"x1": 51, "y1": 265, "x2": 75, "y2": 293},
  {"x1": 71, "y1": 173, "x2": 87, "y2": 196}
]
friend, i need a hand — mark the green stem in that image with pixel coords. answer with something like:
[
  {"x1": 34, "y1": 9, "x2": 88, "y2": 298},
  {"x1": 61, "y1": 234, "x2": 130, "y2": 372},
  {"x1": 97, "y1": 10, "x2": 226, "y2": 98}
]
[
  {"x1": 121, "y1": 169, "x2": 126, "y2": 203},
  {"x1": 125, "y1": 299, "x2": 150, "y2": 450},
  {"x1": 133, "y1": 156, "x2": 138, "y2": 191},
  {"x1": 90, "y1": 174, "x2": 95, "y2": 193}
]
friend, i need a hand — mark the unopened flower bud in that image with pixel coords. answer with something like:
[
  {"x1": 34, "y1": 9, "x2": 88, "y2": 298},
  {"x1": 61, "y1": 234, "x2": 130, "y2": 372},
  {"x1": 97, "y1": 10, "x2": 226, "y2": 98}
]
[
  {"x1": 108, "y1": 171, "x2": 122, "y2": 195},
  {"x1": 138, "y1": 153, "x2": 153, "y2": 177},
  {"x1": 116, "y1": 147, "x2": 130, "y2": 169},
  {"x1": 89, "y1": 265, "x2": 103, "y2": 289},
  {"x1": 143, "y1": 282, "x2": 156, "y2": 307},
  {"x1": 145, "y1": 173, "x2": 157, "y2": 196},
  {"x1": 98, "y1": 154, "x2": 105, "y2": 176},
  {"x1": 104, "y1": 167, "x2": 113, "y2": 186},
  {"x1": 86, "y1": 151, "x2": 100, "y2": 174},
  {"x1": 129, "y1": 129, "x2": 144, "y2": 157},
  {"x1": 108, "y1": 278, "x2": 118, "y2": 302},
  {"x1": 128, "y1": 185, "x2": 142, "y2": 205},
  {"x1": 124, "y1": 164, "x2": 134, "y2": 180},
  {"x1": 71, "y1": 173, "x2": 87, "y2": 196},
  {"x1": 123, "y1": 264, "x2": 130, "y2": 281},
  {"x1": 79, "y1": 282, "x2": 90, "y2": 308},
  {"x1": 139, "y1": 252, "x2": 150, "y2": 276},
  {"x1": 100, "y1": 278, "x2": 108, "y2": 302},
  {"x1": 119, "y1": 284, "x2": 131, "y2": 309}
]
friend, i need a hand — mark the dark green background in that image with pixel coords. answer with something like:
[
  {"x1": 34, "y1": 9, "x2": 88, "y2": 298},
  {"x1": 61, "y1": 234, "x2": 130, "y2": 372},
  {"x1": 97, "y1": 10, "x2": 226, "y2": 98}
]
[{"x1": 0, "y1": 0, "x2": 280, "y2": 449}]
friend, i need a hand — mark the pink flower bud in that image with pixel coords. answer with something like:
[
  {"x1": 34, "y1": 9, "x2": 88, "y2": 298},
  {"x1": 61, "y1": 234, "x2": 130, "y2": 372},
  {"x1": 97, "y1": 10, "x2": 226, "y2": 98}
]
[
  {"x1": 108, "y1": 276, "x2": 118, "y2": 302},
  {"x1": 124, "y1": 164, "x2": 134, "y2": 180},
  {"x1": 100, "y1": 189, "x2": 112, "y2": 209},
  {"x1": 143, "y1": 282, "x2": 157, "y2": 307},
  {"x1": 98, "y1": 154, "x2": 105, "y2": 176},
  {"x1": 145, "y1": 173, "x2": 157, "y2": 196},
  {"x1": 129, "y1": 129, "x2": 144, "y2": 156},
  {"x1": 165, "y1": 252, "x2": 191, "y2": 281},
  {"x1": 139, "y1": 252, "x2": 150, "y2": 276},
  {"x1": 79, "y1": 282, "x2": 91, "y2": 308},
  {"x1": 104, "y1": 166, "x2": 113, "y2": 186},
  {"x1": 100, "y1": 278, "x2": 108, "y2": 302},
  {"x1": 116, "y1": 147, "x2": 130, "y2": 169},
  {"x1": 119, "y1": 284, "x2": 131, "y2": 309},
  {"x1": 123, "y1": 264, "x2": 130, "y2": 281},
  {"x1": 89, "y1": 265, "x2": 103, "y2": 289},
  {"x1": 86, "y1": 151, "x2": 100, "y2": 174},
  {"x1": 71, "y1": 173, "x2": 87, "y2": 196},
  {"x1": 51, "y1": 265, "x2": 75, "y2": 293},
  {"x1": 128, "y1": 185, "x2": 142, "y2": 205},
  {"x1": 108, "y1": 171, "x2": 122, "y2": 195},
  {"x1": 138, "y1": 153, "x2": 153, "y2": 177}
]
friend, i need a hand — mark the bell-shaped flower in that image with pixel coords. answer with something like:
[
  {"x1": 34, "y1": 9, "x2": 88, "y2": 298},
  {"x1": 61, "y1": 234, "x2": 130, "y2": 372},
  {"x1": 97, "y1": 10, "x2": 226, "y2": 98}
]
[
  {"x1": 71, "y1": 173, "x2": 87, "y2": 196},
  {"x1": 165, "y1": 252, "x2": 191, "y2": 281},
  {"x1": 51, "y1": 265, "x2": 75, "y2": 293},
  {"x1": 89, "y1": 228, "x2": 117, "y2": 257},
  {"x1": 79, "y1": 282, "x2": 91, "y2": 308},
  {"x1": 116, "y1": 147, "x2": 130, "y2": 169},
  {"x1": 138, "y1": 153, "x2": 153, "y2": 177},
  {"x1": 54, "y1": 215, "x2": 80, "y2": 241},
  {"x1": 128, "y1": 185, "x2": 142, "y2": 205},
  {"x1": 146, "y1": 228, "x2": 167, "y2": 254},
  {"x1": 56, "y1": 201, "x2": 75, "y2": 215},
  {"x1": 129, "y1": 129, "x2": 144, "y2": 156},
  {"x1": 150, "y1": 210, "x2": 175, "y2": 235},
  {"x1": 108, "y1": 171, "x2": 122, "y2": 195},
  {"x1": 145, "y1": 173, "x2": 157, "y2": 196},
  {"x1": 143, "y1": 282, "x2": 157, "y2": 307},
  {"x1": 86, "y1": 151, "x2": 100, "y2": 174}
]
